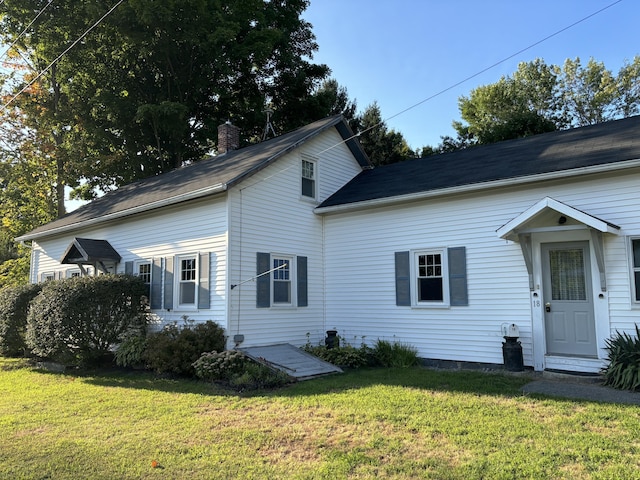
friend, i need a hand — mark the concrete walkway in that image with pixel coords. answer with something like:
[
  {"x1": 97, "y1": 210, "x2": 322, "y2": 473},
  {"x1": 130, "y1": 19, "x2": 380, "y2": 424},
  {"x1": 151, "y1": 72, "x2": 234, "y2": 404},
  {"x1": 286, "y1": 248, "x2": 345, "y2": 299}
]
[{"x1": 522, "y1": 377, "x2": 640, "y2": 405}]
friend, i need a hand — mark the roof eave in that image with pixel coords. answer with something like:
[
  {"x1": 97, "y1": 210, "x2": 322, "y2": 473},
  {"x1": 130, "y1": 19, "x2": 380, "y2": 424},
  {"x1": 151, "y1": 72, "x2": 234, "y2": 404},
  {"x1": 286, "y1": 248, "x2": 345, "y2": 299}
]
[
  {"x1": 16, "y1": 183, "x2": 228, "y2": 242},
  {"x1": 315, "y1": 158, "x2": 640, "y2": 215}
]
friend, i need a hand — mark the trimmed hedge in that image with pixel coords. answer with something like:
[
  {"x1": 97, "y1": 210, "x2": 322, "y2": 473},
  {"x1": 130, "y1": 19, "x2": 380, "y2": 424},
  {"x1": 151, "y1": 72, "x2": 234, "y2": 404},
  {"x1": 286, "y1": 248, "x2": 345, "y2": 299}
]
[
  {"x1": 26, "y1": 275, "x2": 148, "y2": 366},
  {"x1": 0, "y1": 283, "x2": 43, "y2": 356}
]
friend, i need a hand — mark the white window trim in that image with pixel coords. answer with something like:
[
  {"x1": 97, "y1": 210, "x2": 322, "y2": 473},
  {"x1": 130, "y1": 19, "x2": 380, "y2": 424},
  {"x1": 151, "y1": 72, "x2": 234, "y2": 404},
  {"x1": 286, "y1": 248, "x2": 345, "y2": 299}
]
[
  {"x1": 174, "y1": 253, "x2": 199, "y2": 311},
  {"x1": 628, "y1": 236, "x2": 640, "y2": 307},
  {"x1": 134, "y1": 259, "x2": 152, "y2": 283},
  {"x1": 66, "y1": 269, "x2": 81, "y2": 278},
  {"x1": 271, "y1": 253, "x2": 297, "y2": 308},
  {"x1": 410, "y1": 248, "x2": 450, "y2": 308},
  {"x1": 300, "y1": 154, "x2": 318, "y2": 202},
  {"x1": 41, "y1": 271, "x2": 55, "y2": 282}
]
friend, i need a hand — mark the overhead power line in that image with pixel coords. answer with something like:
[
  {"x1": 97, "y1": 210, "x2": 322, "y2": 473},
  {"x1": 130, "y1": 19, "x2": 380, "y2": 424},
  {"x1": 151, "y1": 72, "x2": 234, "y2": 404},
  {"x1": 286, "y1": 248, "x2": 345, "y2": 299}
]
[
  {"x1": 319, "y1": 0, "x2": 624, "y2": 155},
  {"x1": 0, "y1": 0, "x2": 124, "y2": 114}
]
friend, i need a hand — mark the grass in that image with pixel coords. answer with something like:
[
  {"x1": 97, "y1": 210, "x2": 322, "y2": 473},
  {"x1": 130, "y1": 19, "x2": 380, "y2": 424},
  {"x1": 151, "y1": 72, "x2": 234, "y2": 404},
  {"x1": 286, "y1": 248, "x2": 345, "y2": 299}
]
[{"x1": 1, "y1": 358, "x2": 639, "y2": 479}]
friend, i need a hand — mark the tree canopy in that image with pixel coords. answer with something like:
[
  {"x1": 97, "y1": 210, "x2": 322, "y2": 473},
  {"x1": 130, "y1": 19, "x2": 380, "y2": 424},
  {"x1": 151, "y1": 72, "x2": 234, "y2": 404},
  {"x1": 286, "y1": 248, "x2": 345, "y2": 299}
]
[
  {"x1": 0, "y1": 0, "x2": 331, "y2": 202},
  {"x1": 426, "y1": 56, "x2": 640, "y2": 152}
]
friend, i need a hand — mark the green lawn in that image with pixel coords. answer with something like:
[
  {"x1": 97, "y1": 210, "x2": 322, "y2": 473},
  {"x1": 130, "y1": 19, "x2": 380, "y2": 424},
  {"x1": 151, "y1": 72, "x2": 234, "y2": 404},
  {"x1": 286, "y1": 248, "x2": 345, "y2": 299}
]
[{"x1": 1, "y1": 358, "x2": 639, "y2": 479}]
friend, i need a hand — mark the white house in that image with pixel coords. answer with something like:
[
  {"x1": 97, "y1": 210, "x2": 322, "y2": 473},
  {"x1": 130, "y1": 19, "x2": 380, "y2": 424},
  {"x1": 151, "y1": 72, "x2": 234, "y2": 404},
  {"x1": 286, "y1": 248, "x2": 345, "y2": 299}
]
[{"x1": 17, "y1": 114, "x2": 640, "y2": 373}]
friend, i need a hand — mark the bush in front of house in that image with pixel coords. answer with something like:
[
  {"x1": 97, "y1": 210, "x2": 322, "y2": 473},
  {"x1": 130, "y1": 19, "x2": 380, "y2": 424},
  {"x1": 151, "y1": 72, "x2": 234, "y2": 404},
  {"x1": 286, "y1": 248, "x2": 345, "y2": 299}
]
[
  {"x1": 0, "y1": 283, "x2": 42, "y2": 357},
  {"x1": 602, "y1": 324, "x2": 640, "y2": 391},
  {"x1": 25, "y1": 275, "x2": 148, "y2": 366},
  {"x1": 143, "y1": 320, "x2": 226, "y2": 376}
]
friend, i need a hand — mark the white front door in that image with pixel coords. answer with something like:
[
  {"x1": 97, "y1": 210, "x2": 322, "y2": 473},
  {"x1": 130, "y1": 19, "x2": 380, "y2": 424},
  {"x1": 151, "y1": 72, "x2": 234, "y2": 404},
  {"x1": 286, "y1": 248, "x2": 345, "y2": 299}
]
[{"x1": 541, "y1": 242, "x2": 597, "y2": 358}]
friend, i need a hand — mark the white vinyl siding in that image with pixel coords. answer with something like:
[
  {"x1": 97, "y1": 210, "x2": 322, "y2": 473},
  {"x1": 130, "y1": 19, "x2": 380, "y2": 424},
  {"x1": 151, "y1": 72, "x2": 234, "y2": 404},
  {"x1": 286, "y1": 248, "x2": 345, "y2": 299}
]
[
  {"x1": 323, "y1": 169, "x2": 640, "y2": 368},
  {"x1": 228, "y1": 128, "x2": 363, "y2": 347},
  {"x1": 31, "y1": 196, "x2": 228, "y2": 327}
]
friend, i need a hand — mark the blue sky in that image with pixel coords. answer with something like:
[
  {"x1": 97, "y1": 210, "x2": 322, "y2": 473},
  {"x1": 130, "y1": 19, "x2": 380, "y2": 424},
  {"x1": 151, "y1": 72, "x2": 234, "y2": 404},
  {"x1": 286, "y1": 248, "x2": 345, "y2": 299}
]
[{"x1": 302, "y1": 0, "x2": 638, "y2": 150}]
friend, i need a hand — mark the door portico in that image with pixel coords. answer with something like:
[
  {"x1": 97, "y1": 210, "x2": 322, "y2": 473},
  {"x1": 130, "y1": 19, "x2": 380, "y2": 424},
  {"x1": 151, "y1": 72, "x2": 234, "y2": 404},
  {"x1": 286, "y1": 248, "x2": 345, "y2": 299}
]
[{"x1": 497, "y1": 197, "x2": 620, "y2": 373}]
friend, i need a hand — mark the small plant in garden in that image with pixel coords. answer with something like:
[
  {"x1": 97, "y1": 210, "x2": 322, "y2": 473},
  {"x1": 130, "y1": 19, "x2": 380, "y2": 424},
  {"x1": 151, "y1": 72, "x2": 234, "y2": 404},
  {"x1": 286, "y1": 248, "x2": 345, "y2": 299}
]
[
  {"x1": 192, "y1": 350, "x2": 247, "y2": 381},
  {"x1": 373, "y1": 339, "x2": 419, "y2": 367},
  {"x1": 302, "y1": 334, "x2": 373, "y2": 368},
  {"x1": 114, "y1": 333, "x2": 147, "y2": 368},
  {"x1": 602, "y1": 324, "x2": 640, "y2": 391},
  {"x1": 302, "y1": 334, "x2": 419, "y2": 369},
  {"x1": 193, "y1": 350, "x2": 291, "y2": 390}
]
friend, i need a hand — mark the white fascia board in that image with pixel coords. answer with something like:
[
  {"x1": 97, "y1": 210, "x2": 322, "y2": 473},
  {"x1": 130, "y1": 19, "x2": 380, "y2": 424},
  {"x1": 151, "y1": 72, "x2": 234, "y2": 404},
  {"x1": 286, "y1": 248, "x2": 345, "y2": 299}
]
[
  {"x1": 16, "y1": 183, "x2": 227, "y2": 242},
  {"x1": 315, "y1": 158, "x2": 640, "y2": 215}
]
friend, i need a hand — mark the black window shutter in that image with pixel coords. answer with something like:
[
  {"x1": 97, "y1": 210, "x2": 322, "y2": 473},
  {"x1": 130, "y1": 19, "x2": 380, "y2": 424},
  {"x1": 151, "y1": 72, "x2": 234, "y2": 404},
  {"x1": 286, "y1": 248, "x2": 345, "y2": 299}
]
[
  {"x1": 297, "y1": 256, "x2": 308, "y2": 307},
  {"x1": 448, "y1": 247, "x2": 468, "y2": 306},
  {"x1": 395, "y1": 251, "x2": 411, "y2": 306},
  {"x1": 150, "y1": 258, "x2": 162, "y2": 309},
  {"x1": 124, "y1": 261, "x2": 133, "y2": 275},
  {"x1": 256, "y1": 252, "x2": 271, "y2": 308},
  {"x1": 198, "y1": 252, "x2": 210, "y2": 309},
  {"x1": 164, "y1": 257, "x2": 174, "y2": 310}
]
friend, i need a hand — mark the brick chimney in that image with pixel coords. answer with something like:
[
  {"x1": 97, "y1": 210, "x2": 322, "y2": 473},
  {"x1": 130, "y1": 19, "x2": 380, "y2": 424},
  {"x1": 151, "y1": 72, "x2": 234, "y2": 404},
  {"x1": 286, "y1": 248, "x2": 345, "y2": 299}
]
[{"x1": 217, "y1": 121, "x2": 240, "y2": 154}]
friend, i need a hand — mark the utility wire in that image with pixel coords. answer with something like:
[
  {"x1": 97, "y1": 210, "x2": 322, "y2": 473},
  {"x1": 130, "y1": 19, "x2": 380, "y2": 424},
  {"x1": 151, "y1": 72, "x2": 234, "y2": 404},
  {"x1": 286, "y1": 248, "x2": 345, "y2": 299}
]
[
  {"x1": 0, "y1": 0, "x2": 123, "y2": 114},
  {"x1": 0, "y1": 0, "x2": 55, "y2": 63},
  {"x1": 318, "y1": 0, "x2": 624, "y2": 155}
]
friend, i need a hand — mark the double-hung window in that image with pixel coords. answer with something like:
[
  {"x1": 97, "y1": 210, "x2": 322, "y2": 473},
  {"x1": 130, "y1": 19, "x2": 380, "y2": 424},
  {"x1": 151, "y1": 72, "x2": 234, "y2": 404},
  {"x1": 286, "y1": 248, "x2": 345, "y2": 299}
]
[
  {"x1": 395, "y1": 247, "x2": 468, "y2": 308},
  {"x1": 177, "y1": 254, "x2": 198, "y2": 308},
  {"x1": 301, "y1": 156, "x2": 316, "y2": 200},
  {"x1": 256, "y1": 252, "x2": 308, "y2": 308},
  {"x1": 136, "y1": 261, "x2": 152, "y2": 298},
  {"x1": 416, "y1": 251, "x2": 445, "y2": 303},
  {"x1": 631, "y1": 238, "x2": 640, "y2": 304},
  {"x1": 272, "y1": 256, "x2": 292, "y2": 305},
  {"x1": 124, "y1": 253, "x2": 210, "y2": 311}
]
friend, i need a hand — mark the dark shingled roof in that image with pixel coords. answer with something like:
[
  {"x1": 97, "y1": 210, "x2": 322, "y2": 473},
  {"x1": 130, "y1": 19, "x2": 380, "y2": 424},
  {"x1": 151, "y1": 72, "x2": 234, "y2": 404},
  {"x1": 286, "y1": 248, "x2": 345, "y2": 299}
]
[
  {"x1": 318, "y1": 115, "x2": 640, "y2": 210},
  {"x1": 19, "y1": 115, "x2": 369, "y2": 241},
  {"x1": 60, "y1": 238, "x2": 121, "y2": 264}
]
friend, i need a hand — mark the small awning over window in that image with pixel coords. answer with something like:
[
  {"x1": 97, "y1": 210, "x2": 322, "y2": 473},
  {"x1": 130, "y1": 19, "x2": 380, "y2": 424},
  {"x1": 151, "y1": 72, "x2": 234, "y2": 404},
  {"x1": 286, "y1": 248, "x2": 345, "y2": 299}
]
[{"x1": 60, "y1": 238, "x2": 121, "y2": 274}]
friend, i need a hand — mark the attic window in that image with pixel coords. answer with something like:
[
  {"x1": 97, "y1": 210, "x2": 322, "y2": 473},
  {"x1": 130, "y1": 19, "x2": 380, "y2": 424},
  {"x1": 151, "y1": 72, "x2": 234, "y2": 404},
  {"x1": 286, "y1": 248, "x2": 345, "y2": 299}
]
[{"x1": 301, "y1": 156, "x2": 316, "y2": 199}]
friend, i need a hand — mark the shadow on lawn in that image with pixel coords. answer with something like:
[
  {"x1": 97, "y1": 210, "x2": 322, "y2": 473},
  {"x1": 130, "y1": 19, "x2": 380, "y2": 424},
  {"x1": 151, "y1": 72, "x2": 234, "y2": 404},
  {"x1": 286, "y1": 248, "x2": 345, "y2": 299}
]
[{"x1": 45, "y1": 364, "x2": 535, "y2": 400}]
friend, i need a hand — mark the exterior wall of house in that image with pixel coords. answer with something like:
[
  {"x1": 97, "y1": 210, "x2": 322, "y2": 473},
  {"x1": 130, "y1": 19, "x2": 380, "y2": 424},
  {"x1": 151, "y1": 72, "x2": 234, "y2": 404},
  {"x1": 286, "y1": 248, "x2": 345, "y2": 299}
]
[
  {"x1": 227, "y1": 128, "x2": 365, "y2": 349},
  {"x1": 30, "y1": 196, "x2": 229, "y2": 328},
  {"x1": 322, "y1": 168, "x2": 640, "y2": 369}
]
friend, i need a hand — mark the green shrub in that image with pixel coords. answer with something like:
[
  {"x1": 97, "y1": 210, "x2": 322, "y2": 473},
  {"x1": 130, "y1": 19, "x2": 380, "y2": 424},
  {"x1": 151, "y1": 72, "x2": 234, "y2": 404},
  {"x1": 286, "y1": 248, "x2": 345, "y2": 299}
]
[
  {"x1": 193, "y1": 350, "x2": 246, "y2": 381},
  {"x1": 143, "y1": 320, "x2": 226, "y2": 376},
  {"x1": 25, "y1": 275, "x2": 148, "y2": 366},
  {"x1": 302, "y1": 343, "x2": 373, "y2": 368},
  {"x1": 0, "y1": 283, "x2": 42, "y2": 357},
  {"x1": 114, "y1": 333, "x2": 147, "y2": 368},
  {"x1": 602, "y1": 325, "x2": 640, "y2": 391},
  {"x1": 373, "y1": 339, "x2": 419, "y2": 367}
]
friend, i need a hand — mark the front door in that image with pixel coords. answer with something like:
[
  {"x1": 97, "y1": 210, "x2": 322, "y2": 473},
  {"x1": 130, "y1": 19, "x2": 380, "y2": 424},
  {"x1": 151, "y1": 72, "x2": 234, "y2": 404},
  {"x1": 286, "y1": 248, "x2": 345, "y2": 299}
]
[{"x1": 541, "y1": 242, "x2": 597, "y2": 357}]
